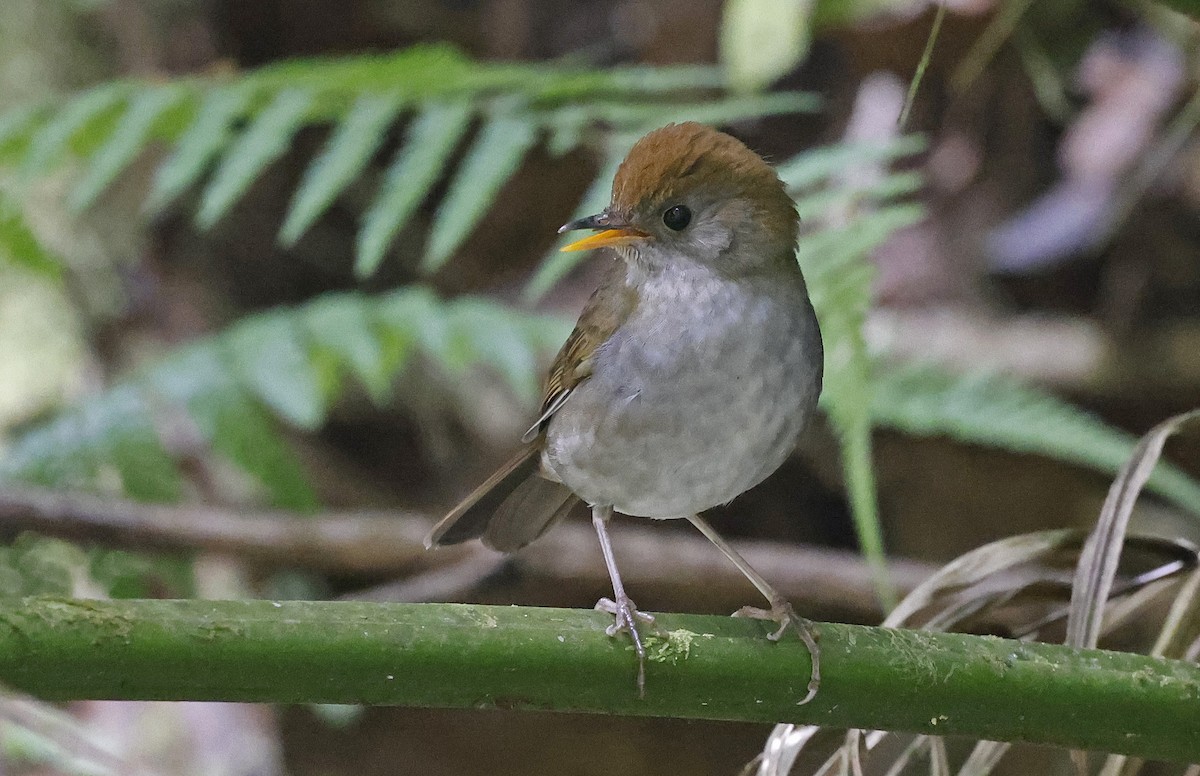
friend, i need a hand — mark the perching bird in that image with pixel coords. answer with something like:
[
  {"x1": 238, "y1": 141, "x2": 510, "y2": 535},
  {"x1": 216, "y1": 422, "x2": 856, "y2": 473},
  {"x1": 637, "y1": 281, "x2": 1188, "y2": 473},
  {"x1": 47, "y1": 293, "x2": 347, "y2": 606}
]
[{"x1": 425, "y1": 122, "x2": 824, "y2": 700}]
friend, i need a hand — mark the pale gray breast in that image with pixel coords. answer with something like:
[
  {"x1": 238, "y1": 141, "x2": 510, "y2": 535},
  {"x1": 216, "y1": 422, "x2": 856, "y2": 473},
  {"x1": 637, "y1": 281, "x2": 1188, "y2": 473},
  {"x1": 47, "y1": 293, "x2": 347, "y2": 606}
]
[{"x1": 543, "y1": 266, "x2": 822, "y2": 519}]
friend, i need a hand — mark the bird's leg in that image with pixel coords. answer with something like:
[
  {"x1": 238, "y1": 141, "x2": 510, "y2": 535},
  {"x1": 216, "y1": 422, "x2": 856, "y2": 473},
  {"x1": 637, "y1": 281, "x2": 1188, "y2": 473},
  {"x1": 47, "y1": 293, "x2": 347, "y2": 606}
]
[
  {"x1": 685, "y1": 513, "x2": 821, "y2": 704},
  {"x1": 591, "y1": 504, "x2": 654, "y2": 697}
]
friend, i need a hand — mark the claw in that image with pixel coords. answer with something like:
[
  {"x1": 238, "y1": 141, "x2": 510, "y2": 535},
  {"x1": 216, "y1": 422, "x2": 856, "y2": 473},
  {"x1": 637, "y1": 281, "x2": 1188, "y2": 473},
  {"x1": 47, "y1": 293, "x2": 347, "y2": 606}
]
[
  {"x1": 733, "y1": 598, "x2": 821, "y2": 704},
  {"x1": 595, "y1": 595, "x2": 655, "y2": 697}
]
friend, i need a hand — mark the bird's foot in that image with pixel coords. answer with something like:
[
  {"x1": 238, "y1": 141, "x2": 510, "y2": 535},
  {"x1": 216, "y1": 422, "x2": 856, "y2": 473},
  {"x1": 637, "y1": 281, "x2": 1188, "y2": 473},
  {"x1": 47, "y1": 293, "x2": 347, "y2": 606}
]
[
  {"x1": 733, "y1": 597, "x2": 821, "y2": 704},
  {"x1": 595, "y1": 595, "x2": 656, "y2": 698}
]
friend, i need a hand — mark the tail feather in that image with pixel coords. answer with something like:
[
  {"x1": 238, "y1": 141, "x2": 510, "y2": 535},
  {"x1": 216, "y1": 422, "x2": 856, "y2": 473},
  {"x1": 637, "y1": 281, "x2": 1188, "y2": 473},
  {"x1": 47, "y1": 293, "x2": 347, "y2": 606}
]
[
  {"x1": 424, "y1": 446, "x2": 578, "y2": 551},
  {"x1": 484, "y1": 476, "x2": 578, "y2": 552}
]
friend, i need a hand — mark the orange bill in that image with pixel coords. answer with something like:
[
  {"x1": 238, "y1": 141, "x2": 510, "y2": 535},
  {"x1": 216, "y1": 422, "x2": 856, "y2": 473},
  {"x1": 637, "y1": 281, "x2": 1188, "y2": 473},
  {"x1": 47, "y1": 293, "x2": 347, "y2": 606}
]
[{"x1": 560, "y1": 228, "x2": 647, "y2": 253}]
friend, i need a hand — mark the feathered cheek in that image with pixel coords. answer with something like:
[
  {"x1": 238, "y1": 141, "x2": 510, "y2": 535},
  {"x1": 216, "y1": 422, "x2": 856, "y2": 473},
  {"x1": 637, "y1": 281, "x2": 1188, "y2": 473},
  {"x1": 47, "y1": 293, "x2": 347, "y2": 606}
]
[
  {"x1": 690, "y1": 202, "x2": 744, "y2": 257},
  {"x1": 692, "y1": 221, "x2": 733, "y2": 256}
]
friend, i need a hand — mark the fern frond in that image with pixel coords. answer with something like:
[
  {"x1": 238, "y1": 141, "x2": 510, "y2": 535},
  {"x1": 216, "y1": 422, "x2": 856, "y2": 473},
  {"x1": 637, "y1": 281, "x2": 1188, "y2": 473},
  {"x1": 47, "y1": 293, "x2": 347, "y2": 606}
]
[
  {"x1": 775, "y1": 135, "x2": 926, "y2": 188},
  {"x1": 69, "y1": 86, "x2": 189, "y2": 213},
  {"x1": 0, "y1": 288, "x2": 569, "y2": 507},
  {"x1": 225, "y1": 310, "x2": 327, "y2": 430},
  {"x1": 871, "y1": 363, "x2": 1200, "y2": 517},
  {"x1": 421, "y1": 114, "x2": 540, "y2": 273},
  {"x1": 0, "y1": 190, "x2": 62, "y2": 277},
  {"x1": 355, "y1": 100, "x2": 474, "y2": 277},
  {"x1": 21, "y1": 82, "x2": 132, "y2": 178},
  {"x1": 791, "y1": 137, "x2": 928, "y2": 607},
  {"x1": 143, "y1": 86, "x2": 253, "y2": 215},
  {"x1": 804, "y1": 204, "x2": 927, "y2": 609},
  {"x1": 2, "y1": 43, "x2": 820, "y2": 279},
  {"x1": 279, "y1": 91, "x2": 404, "y2": 246},
  {"x1": 195, "y1": 88, "x2": 316, "y2": 229},
  {"x1": 302, "y1": 293, "x2": 390, "y2": 402},
  {"x1": 0, "y1": 104, "x2": 47, "y2": 164}
]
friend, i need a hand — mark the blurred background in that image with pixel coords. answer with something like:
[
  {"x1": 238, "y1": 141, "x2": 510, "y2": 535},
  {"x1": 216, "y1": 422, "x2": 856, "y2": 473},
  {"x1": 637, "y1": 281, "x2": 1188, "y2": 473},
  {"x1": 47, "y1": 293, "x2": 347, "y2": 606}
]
[{"x1": 0, "y1": 0, "x2": 1198, "y2": 774}]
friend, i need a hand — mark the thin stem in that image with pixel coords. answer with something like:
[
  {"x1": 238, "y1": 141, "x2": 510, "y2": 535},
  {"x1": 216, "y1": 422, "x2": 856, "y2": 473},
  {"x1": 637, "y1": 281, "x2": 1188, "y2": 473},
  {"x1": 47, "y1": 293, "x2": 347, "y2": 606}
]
[{"x1": 899, "y1": 2, "x2": 947, "y2": 129}]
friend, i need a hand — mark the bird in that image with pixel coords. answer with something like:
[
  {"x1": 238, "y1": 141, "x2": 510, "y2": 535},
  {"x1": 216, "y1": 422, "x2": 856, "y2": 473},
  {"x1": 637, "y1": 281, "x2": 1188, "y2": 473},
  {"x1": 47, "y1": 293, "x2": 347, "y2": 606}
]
[{"x1": 425, "y1": 121, "x2": 824, "y2": 700}]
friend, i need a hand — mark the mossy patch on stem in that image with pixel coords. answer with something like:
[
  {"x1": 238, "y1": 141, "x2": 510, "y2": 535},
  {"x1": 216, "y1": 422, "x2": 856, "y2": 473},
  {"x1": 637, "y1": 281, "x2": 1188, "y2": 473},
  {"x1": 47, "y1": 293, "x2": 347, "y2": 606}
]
[{"x1": 644, "y1": 629, "x2": 712, "y2": 665}]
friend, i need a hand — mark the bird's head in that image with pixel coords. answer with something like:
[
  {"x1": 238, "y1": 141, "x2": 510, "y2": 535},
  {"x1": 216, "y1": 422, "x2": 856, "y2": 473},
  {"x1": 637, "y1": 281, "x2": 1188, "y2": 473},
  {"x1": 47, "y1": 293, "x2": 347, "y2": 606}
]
[{"x1": 559, "y1": 122, "x2": 799, "y2": 276}]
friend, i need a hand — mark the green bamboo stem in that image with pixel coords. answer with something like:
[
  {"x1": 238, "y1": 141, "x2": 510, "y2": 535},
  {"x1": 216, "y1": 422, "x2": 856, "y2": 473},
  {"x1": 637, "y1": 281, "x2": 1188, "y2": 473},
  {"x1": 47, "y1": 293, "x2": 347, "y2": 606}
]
[{"x1": 1, "y1": 598, "x2": 1197, "y2": 762}]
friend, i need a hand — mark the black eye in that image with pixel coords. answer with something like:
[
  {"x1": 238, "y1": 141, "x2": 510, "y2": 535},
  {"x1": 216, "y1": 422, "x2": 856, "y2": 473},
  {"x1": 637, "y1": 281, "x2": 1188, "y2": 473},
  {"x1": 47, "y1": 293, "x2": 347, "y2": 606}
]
[{"x1": 662, "y1": 204, "x2": 691, "y2": 231}]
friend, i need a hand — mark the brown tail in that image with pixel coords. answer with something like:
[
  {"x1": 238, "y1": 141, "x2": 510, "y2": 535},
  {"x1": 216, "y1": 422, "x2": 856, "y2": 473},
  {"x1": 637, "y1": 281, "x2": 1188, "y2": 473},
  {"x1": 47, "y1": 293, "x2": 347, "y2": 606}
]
[{"x1": 424, "y1": 445, "x2": 578, "y2": 552}]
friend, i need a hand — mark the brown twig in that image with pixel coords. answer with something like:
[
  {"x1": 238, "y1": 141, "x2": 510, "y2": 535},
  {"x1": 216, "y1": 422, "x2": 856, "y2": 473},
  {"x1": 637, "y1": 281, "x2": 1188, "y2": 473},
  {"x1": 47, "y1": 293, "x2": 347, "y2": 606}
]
[
  {"x1": 0, "y1": 485, "x2": 934, "y2": 619},
  {"x1": 0, "y1": 486, "x2": 452, "y2": 575}
]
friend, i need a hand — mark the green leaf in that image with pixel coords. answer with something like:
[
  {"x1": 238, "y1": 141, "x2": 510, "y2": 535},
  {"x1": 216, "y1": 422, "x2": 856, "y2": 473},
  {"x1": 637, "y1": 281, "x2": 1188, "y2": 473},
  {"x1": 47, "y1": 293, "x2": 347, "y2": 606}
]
[
  {"x1": 778, "y1": 136, "x2": 928, "y2": 191},
  {"x1": 373, "y1": 286, "x2": 451, "y2": 362},
  {"x1": 224, "y1": 312, "x2": 325, "y2": 430},
  {"x1": 91, "y1": 549, "x2": 196, "y2": 599},
  {"x1": 189, "y1": 387, "x2": 319, "y2": 512},
  {"x1": 449, "y1": 300, "x2": 539, "y2": 401},
  {"x1": 150, "y1": 342, "x2": 318, "y2": 511},
  {"x1": 0, "y1": 197, "x2": 61, "y2": 277},
  {"x1": 0, "y1": 104, "x2": 46, "y2": 162},
  {"x1": 22, "y1": 83, "x2": 130, "y2": 176},
  {"x1": 98, "y1": 386, "x2": 183, "y2": 503},
  {"x1": 0, "y1": 408, "x2": 100, "y2": 490},
  {"x1": 144, "y1": 85, "x2": 254, "y2": 215},
  {"x1": 720, "y1": 0, "x2": 814, "y2": 92},
  {"x1": 871, "y1": 364, "x2": 1200, "y2": 519},
  {"x1": 195, "y1": 88, "x2": 315, "y2": 229},
  {"x1": 355, "y1": 100, "x2": 474, "y2": 278},
  {"x1": 3, "y1": 536, "x2": 86, "y2": 597},
  {"x1": 280, "y1": 92, "x2": 405, "y2": 246},
  {"x1": 303, "y1": 293, "x2": 389, "y2": 402},
  {"x1": 69, "y1": 86, "x2": 189, "y2": 213},
  {"x1": 242, "y1": 43, "x2": 474, "y2": 97},
  {"x1": 421, "y1": 114, "x2": 539, "y2": 274}
]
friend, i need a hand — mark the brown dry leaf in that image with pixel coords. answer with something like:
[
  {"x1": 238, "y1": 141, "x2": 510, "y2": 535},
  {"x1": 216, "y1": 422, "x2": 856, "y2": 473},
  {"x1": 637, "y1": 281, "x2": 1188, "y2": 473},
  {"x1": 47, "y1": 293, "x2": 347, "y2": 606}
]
[{"x1": 1065, "y1": 409, "x2": 1200, "y2": 650}]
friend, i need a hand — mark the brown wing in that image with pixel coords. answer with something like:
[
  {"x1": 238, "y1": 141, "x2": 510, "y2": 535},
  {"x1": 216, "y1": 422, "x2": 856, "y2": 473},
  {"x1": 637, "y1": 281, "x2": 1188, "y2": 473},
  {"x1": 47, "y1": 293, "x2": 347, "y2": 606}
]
[
  {"x1": 430, "y1": 263, "x2": 636, "y2": 552},
  {"x1": 522, "y1": 262, "x2": 636, "y2": 442}
]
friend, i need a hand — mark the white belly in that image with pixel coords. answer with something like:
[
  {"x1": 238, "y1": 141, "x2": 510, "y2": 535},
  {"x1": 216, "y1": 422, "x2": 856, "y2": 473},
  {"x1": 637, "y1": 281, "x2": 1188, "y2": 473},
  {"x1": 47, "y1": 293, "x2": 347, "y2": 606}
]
[{"x1": 542, "y1": 267, "x2": 822, "y2": 518}]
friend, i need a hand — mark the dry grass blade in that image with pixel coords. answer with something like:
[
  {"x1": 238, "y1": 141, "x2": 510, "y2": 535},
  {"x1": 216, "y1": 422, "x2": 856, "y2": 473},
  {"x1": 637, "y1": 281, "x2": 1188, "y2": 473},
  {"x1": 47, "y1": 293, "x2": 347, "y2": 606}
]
[
  {"x1": 750, "y1": 526, "x2": 1196, "y2": 776},
  {"x1": 846, "y1": 729, "x2": 865, "y2": 776},
  {"x1": 751, "y1": 725, "x2": 821, "y2": 776},
  {"x1": 750, "y1": 409, "x2": 1200, "y2": 776},
  {"x1": 1011, "y1": 536, "x2": 1197, "y2": 640},
  {"x1": 885, "y1": 530, "x2": 1077, "y2": 628},
  {"x1": 881, "y1": 737, "x2": 933, "y2": 776},
  {"x1": 0, "y1": 691, "x2": 159, "y2": 775},
  {"x1": 957, "y1": 741, "x2": 1011, "y2": 776},
  {"x1": 929, "y1": 738, "x2": 950, "y2": 776},
  {"x1": 1148, "y1": 567, "x2": 1200, "y2": 659},
  {"x1": 1098, "y1": 568, "x2": 1200, "y2": 776},
  {"x1": 1066, "y1": 409, "x2": 1200, "y2": 650}
]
